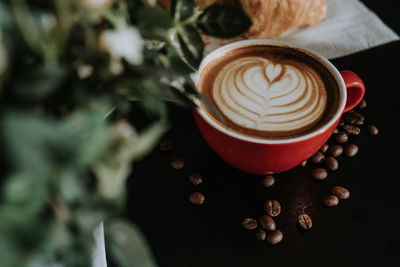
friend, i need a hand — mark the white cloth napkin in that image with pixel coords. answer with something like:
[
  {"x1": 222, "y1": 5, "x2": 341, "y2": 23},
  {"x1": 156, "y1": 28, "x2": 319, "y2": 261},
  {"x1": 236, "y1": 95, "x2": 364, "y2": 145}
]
[
  {"x1": 204, "y1": 0, "x2": 399, "y2": 59},
  {"x1": 91, "y1": 1, "x2": 399, "y2": 266}
]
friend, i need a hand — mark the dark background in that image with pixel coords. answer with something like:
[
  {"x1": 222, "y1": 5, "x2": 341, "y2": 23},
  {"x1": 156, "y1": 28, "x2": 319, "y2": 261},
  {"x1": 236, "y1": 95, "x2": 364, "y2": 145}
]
[{"x1": 126, "y1": 1, "x2": 400, "y2": 266}]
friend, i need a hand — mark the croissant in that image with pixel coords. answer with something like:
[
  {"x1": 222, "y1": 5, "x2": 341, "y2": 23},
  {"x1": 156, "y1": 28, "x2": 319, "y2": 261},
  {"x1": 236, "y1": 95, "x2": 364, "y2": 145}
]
[{"x1": 239, "y1": 0, "x2": 327, "y2": 38}]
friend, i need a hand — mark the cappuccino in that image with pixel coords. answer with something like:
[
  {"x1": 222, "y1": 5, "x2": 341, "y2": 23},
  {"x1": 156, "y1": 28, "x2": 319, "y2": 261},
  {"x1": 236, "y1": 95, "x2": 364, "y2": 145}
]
[{"x1": 198, "y1": 45, "x2": 340, "y2": 139}]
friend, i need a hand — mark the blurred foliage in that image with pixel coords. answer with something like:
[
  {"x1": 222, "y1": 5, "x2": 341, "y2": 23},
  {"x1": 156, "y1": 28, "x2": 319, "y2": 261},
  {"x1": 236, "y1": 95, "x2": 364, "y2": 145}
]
[{"x1": 0, "y1": 0, "x2": 251, "y2": 266}]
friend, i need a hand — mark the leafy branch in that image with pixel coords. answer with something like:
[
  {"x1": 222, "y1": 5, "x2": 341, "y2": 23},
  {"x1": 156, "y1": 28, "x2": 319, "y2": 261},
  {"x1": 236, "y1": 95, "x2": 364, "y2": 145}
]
[{"x1": 0, "y1": 0, "x2": 251, "y2": 266}]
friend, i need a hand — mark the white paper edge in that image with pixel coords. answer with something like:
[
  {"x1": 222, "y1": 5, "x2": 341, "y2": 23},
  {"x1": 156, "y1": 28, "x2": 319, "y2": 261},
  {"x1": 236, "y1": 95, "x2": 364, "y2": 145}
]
[{"x1": 92, "y1": 222, "x2": 108, "y2": 267}]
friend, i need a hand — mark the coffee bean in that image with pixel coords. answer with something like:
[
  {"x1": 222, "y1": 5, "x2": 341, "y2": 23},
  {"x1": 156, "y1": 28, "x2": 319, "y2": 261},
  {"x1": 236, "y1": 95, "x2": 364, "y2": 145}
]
[
  {"x1": 319, "y1": 144, "x2": 329, "y2": 153},
  {"x1": 242, "y1": 217, "x2": 257, "y2": 230},
  {"x1": 159, "y1": 140, "x2": 173, "y2": 152},
  {"x1": 266, "y1": 230, "x2": 283, "y2": 245},
  {"x1": 189, "y1": 173, "x2": 203, "y2": 185},
  {"x1": 259, "y1": 215, "x2": 276, "y2": 231},
  {"x1": 311, "y1": 168, "x2": 328, "y2": 180},
  {"x1": 353, "y1": 112, "x2": 365, "y2": 126},
  {"x1": 358, "y1": 99, "x2": 367, "y2": 109},
  {"x1": 333, "y1": 128, "x2": 339, "y2": 134},
  {"x1": 343, "y1": 124, "x2": 361, "y2": 135},
  {"x1": 345, "y1": 144, "x2": 359, "y2": 157},
  {"x1": 334, "y1": 131, "x2": 348, "y2": 143},
  {"x1": 260, "y1": 175, "x2": 275, "y2": 188},
  {"x1": 366, "y1": 124, "x2": 379, "y2": 135},
  {"x1": 332, "y1": 186, "x2": 350, "y2": 200},
  {"x1": 297, "y1": 213, "x2": 312, "y2": 230},
  {"x1": 264, "y1": 200, "x2": 281, "y2": 217},
  {"x1": 338, "y1": 119, "x2": 345, "y2": 127},
  {"x1": 329, "y1": 145, "x2": 343, "y2": 157},
  {"x1": 344, "y1": 112, "x2": 364, "y2": 125},
  {"x1": 323, "y1": 195, "x2": 339, "y2": 207},
  {"x1": 299, "y1": 160, "x2": 307, "y2": 167},
  {"x1": 256, "y1": 229, "x2": 267, "y2": 241},
  {"x1": 310, "y1": 152, "x2": 325, "y2": 164},
  {"x1": 189, "y1": 192, "x2": 205, "y2": 206},
  {"x1": 325, "y1": 156, "x2": 338, "y2": 171},
  {"x1": 170, "y1": 157, "x2": 184, "y2": 170}
]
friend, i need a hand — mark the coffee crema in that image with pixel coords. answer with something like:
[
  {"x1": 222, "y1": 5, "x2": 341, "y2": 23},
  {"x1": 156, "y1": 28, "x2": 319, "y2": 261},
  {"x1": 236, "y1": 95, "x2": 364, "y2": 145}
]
[{"x1": 198, "y1": 45, "x2": 340, "y2": 139}]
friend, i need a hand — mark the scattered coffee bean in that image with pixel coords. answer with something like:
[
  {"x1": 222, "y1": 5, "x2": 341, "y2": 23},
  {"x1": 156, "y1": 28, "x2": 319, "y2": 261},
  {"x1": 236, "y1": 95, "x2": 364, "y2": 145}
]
[
  {"x1": 297, "y1": 213, "x2": 312, "y2": 230},
  {"x1": 345, "y1": 144, "x2": 359, "y2": 157},
  {"x1": 333, "y1": 128, "x2": 339, "y2": 134},
  {"x1": 188, "y1": 173, "x2": 203, "y2": 185},
  {"x1": 299, "y1": 160, "x2": 307, "y2": 167},
  {"x1": 334, "y1": 131, "x2": 348, "y2": 143},
  {"x1": 344, "y1": 112, "x2": 364, "y2": 125},
  {"x1": 311, "y1": 168, "x2": 328, "y2": 180},
  {"x1": 189, "y1": 192, "x2": 205, "y2": 206},
  {"x1": 264, "y1": 200, "x2": 281, "y2": 217},
  {"x1": 353, "y1": 112, "x2": 365, "y2": 126},
  {"x1": 332, "y1": 186, "x2": 350, "y2": 200},
  {"x1": 256, "y1": 229, "x2": 267, "y2": 241},
  {"x1": 338, "y1": 119, "x2": 345, "y2": 127},
  {"x1": 259, "y1": 215, "x2": 276, "y2": 231},
  {"x1": 366, "y1": 124, "x2": 379, "y2": 135},
  {"x1": 319, "y1": 144, "x2": 329, "y2": 153},
  {"x1": 329, "y1": 145, "x2": 343, "y2": 157},
  {"x1": 266, "y1": 230, "x2": 283, "y2": 245},
  {"x1": 358, "y1": 99, "x2": 367, "y2": 109},
  {"x1": 159, "y1": 140, "x2": 173, "y2": 152},
  {"x1": 170, "y1": 157, "x2": 184, "y2": 170},
  {"x1": 310, "y1": 152, "x2": 325, "y2": 164},
  {"x1": 242, "y1": 217, "x2": 257, "y2": 230},
  {"x1": 343, "y1": 124, "x2": 361, "y2": 135},
  {"x1": 323, "y1": 195, "x2": 339, "y2": 207},
  {"x1": 260, "y1": 175, "x2": 275, "y2": 188},
  {"x1": 325, "y1": 156, "x2": 338, "y2": 171},
  {"x1": 159, "y1": 140, "x2": 173, "y2": 151}
]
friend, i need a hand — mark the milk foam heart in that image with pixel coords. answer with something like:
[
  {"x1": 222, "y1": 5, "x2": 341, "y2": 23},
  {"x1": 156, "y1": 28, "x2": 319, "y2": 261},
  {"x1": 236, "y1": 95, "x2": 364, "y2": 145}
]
[{"x1": 212, "y1": 56, "x2": 327, "y2": 132}]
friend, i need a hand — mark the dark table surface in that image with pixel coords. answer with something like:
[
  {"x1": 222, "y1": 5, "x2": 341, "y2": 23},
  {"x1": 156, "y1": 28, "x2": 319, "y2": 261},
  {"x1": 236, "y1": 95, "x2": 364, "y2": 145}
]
[{"x1": 126, "y1": 1, "x2": 400, "y2": 266}]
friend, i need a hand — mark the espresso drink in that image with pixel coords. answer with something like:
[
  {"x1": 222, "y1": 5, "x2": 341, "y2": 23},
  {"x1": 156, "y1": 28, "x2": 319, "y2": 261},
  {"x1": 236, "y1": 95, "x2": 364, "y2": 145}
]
[{"x1": 198, "y1": 45, "x2": 340, "y2": 139}]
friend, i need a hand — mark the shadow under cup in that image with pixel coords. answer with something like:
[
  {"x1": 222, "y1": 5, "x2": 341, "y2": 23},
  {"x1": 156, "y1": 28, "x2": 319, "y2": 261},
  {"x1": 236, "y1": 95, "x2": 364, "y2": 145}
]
[{"x1": 193, "y1": 39, "x2": 365, "y2": 174}]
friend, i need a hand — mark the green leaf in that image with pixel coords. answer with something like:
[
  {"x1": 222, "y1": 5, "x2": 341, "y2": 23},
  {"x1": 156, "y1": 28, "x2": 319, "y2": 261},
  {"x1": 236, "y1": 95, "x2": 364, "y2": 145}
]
[
  {"x1": 105, "y1": 219, "x2": 158, "y2": 267},
  {"x1": 0, "y1": 102, "x2": 110, "y2": 178},
  {"x1": 58, "y1": 170, "x2": 85, "y2": 203},
  {"x1": 13, "y1": 64, "x2": 67, "y2": 101},
  {"x1": 2, "y1": 172, "x2": 47, "y2": 206},
  {"x1": 129, "y1": 78, "x2": 169, "y2": 118},
  {"x1": 176, "y1": 25, "x2": 203, "y2": 70},
  {"x1": 0, "y1": 2, "x2": 13, "y2": 28},
  {"x1": 93, "y1": 119, "x2": 167, "y2": 199},
  {"x1": 138, "y1": 6, "x2": 173, "y2": 41},
  {"x1": 162, "y1": 47, "x2": 193, "y2": 75},
  {"x1": 119, "y1": 119, "x2": 168, "y2": 161},
  {"x1": 197, "y1": 4, "x2": 252, "y2": 38},
  {"x1": 163, "y1": 85, "x2": 197, "y2": 108},
  {"x1": 174, "y1": 0, "x2": 194, "y2": 22}
]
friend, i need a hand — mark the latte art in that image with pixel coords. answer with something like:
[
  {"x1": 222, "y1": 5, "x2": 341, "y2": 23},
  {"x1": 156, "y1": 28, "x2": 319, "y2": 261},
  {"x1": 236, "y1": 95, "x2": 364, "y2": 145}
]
[
  {"x1": 198, "y1": 45, "x2": 340, "y2": 139},
  {"x1": 213, "y1": 57, "x2": 327, "y2": 132}
]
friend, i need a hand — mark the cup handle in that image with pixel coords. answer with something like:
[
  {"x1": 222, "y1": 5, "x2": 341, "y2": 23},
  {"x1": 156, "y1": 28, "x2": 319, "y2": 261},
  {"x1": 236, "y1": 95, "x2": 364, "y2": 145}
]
[{"x1": 340, "y1": 70, "x2": 365, "y2": 113}]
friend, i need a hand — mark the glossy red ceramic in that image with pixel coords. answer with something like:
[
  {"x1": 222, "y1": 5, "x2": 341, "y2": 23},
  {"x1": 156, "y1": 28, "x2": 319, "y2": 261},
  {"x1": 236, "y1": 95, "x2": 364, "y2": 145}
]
[
  {"x1": 193, "y1": 40, "x2": 365, "y2": 174},
  {"x1": 194, "y1": 71, "x2": 364, "y2": 174}
]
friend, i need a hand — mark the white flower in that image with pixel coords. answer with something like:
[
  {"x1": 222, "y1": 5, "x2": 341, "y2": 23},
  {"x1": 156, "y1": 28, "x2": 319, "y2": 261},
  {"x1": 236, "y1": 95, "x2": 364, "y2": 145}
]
[
  {"x1": 83, "y1": 0, "x2": 113, "y2": 10},
  {"x1": 99, "y1": 26, "x2": 144, "y2": 66},
  {"x1": 0, "y1": 36, "x2": 8, "y2": 76},
  {"x1": 40, "y1": 13, "x2": 57, "y2": 35},
  {"x1": 77, "y1": 64, "x2": 94, "y2": 79}
]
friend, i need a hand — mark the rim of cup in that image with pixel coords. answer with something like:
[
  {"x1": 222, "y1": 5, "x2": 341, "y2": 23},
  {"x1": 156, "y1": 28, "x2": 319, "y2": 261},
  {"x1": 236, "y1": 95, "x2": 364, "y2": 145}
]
[{"x1": 194, "y1": 39, "x2": 346, "y2": 144}]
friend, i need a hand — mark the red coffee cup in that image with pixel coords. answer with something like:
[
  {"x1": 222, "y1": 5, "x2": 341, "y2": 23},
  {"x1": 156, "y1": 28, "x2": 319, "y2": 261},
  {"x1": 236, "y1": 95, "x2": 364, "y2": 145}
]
[{"x1": 193, "y1": 39, "x2": 365, "y2": 174}]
